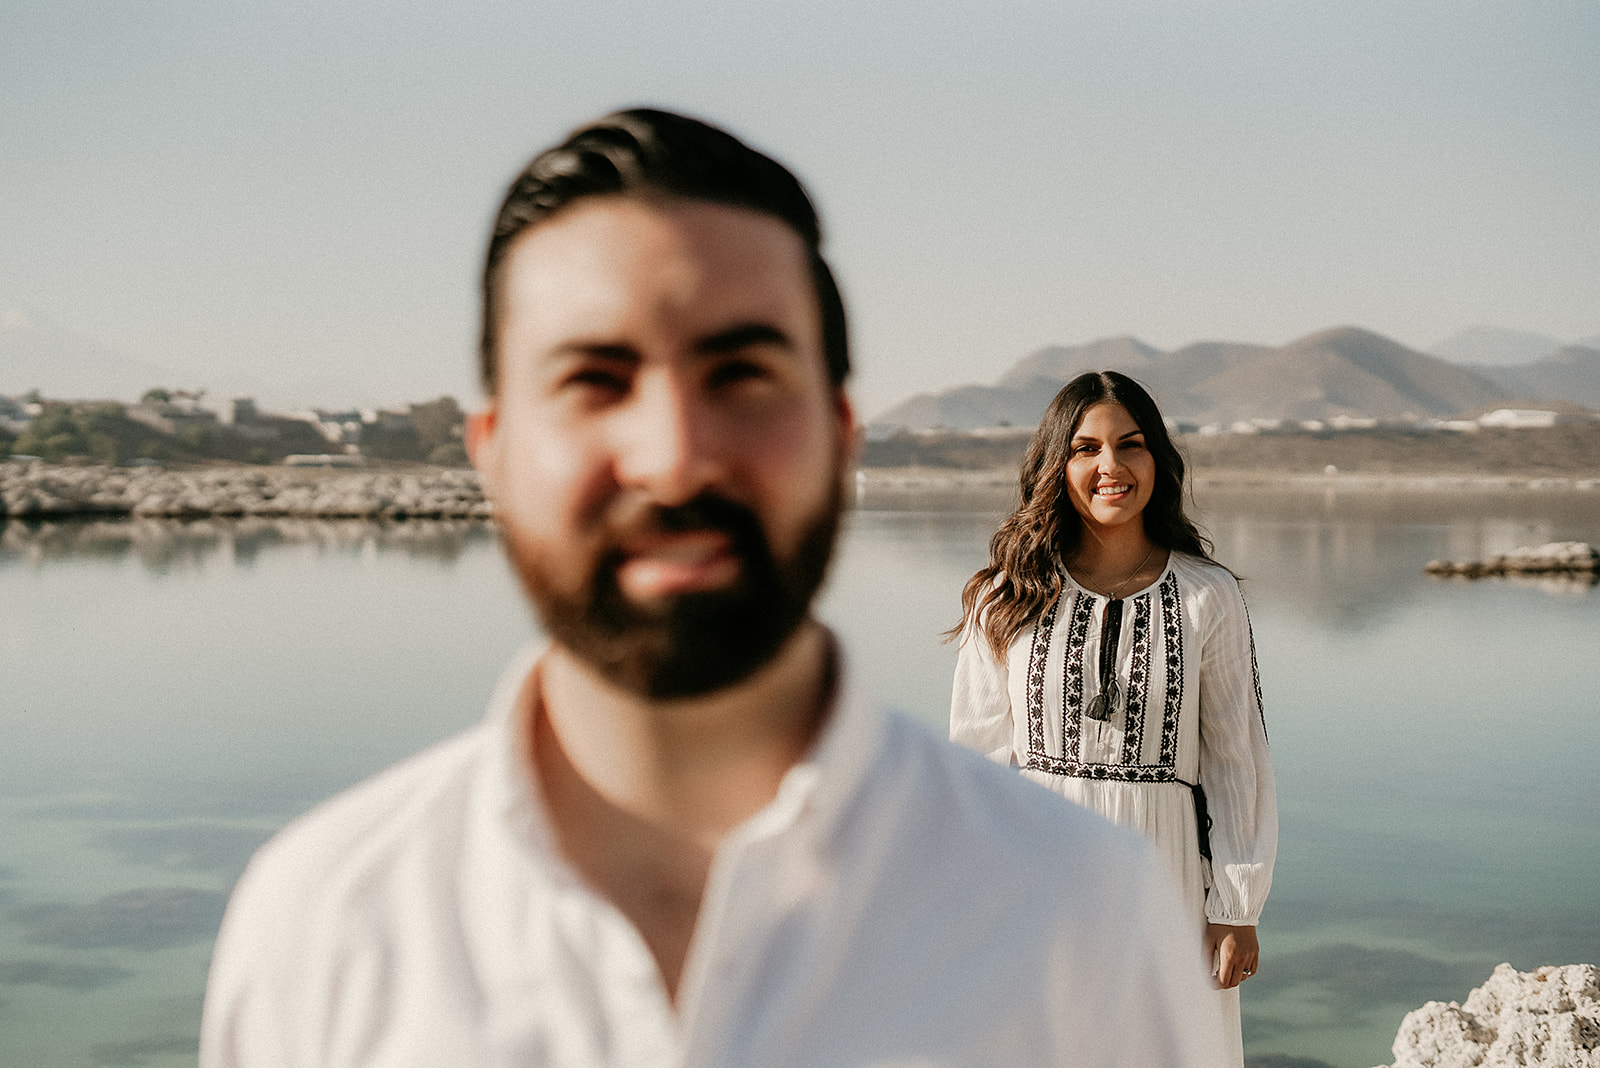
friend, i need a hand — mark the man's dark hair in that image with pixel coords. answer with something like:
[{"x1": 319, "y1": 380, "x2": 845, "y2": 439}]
[{"x1": 480, "y1": 107, "x2": 850, "y2": 393}]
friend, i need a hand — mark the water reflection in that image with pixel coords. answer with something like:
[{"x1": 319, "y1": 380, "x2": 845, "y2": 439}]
[
  {"x1": 3, "y1": 488, "x2": 1598, "y2": 1068},
  {"x1": 6, "y1": 488, "x2": 1595, "y2": 601},
  {"x1": 91, "y1": 824, "x2": 273, "y2": 875},
  {"x1": 1191, "y1": 486, "x2": 1600, "y2": 637},
  {"x1": 1243, "y1": 1055, "x2": 1337, "y2": 1068},
  {"x1": 9, "y1": 887, "x2": 226, "y2": 951},
  {"x1": 88, "y1": 1035, "x2": 197, "y2": 1066},
  {"x1": 0, "y1": 516, "x2": 497, "y2": 570},
  {"x1": 1270, "y1": 896, "x2": 1600, "y2": 970},
  {"x1": 0, "y1": 960, "x2": 135, "y2": 992},
  {"x1": 1426, "y1": 570, "x2": 1598, "y2": 594},
  {"x1": 1254, "y1": 943, "x2": 1484, "y2": 1016}
]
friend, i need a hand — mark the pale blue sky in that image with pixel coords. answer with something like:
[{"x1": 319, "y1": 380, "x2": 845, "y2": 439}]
[{"x1": 3, "y1": 0, "x2": 1597, "y2": 416}]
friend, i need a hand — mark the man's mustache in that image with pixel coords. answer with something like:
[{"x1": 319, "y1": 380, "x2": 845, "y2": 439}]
[{"x1": 596, "y1": 492, "x2": 768, "y2": 564}]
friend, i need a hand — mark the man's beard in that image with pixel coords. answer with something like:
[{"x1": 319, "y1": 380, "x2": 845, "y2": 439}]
[{"x1": 503, "y1": 480, "x2": 842, "y2": 699}]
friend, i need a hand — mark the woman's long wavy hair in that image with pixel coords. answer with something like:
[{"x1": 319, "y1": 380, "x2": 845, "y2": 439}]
[{"x1": 951, "y1": 371, "x2": 1217, "y2": 660}]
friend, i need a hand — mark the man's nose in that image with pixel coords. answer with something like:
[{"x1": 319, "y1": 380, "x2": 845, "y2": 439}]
[{"x1": 613, "y1": 374, "x2": 728, "y2": 505}]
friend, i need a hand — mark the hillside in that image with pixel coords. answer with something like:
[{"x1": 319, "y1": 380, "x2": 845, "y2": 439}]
[
  {"x1": 1426, "y1": 325, "x2": 1565, "y2": 366},
  {"x1": 861, "y1": 423, "x2": 1600, "y2": 479},
  {"x1": 1466, "y1": 345, "x2": 1600, "y2": 411},
  {"x1": 873, "y1": 325, "x2": 1560, "y2": 431}
]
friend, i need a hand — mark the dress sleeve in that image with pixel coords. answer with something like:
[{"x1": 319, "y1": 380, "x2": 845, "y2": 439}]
[
  {"x1": 1196, "y1": 574, "x2": 1278, "y2": 926},
  {"x1": 949, "y1": 619, "x2": 1018, "y2": 766}
]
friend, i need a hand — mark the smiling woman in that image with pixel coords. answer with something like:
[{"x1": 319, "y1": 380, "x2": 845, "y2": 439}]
[
  {"x1": 949, "y1": 370, "x2": 1279, "y2": 1067},
  {"x1": 1064, "y1": 401, "x2": 1157, "y2": 542}
]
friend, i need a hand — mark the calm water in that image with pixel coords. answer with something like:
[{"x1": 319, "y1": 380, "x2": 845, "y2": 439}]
[{"x1": 2, "y1": 483, "x2": 1597, "y2": 1068}]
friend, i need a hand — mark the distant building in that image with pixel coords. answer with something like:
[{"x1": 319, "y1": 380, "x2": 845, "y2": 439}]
[
  {"x1": 1479, "y1": 408, "x2": 1559, "y2": 429},
  {"x1": 128, "y1": 393, "x2": 220, "y2": 435},
  {"x1": 365, "y1": 408, "x2": 416, "y2": 434},
  {"x1": 966, "y1": 425, "x2": 1033, "y2": 440},
  {"x1": 218, "y1": 398, "x2": 259, "y2": 426},
  {"x1": 1328, "y1": 415, "x2": 1378, "y2": 430},
  {"x1": 167, "y1": 389, "x2": 209, "y2": 414},
  {"x1": 288, "y1": 408, "x2": 364, "y2": 446},
  {"x1": 0, "y1": 395, "x2": 30, "y2": 434}
]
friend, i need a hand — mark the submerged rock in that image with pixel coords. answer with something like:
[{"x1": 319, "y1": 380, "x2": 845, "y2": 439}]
[
  {"x1": 1379, "y1": 962, "x2": 1600, "y2": 1068},
  {"x1": 1424, "y1": 541, "x2": 1599, "y2": 578}
]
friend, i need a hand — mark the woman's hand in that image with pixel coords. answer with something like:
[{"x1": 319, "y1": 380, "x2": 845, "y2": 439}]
[{"x1": 1205, "y1": 923, "x2": 1259, "y2": 989}]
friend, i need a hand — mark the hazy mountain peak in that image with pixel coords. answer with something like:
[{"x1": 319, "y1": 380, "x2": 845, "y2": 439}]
[
  {"x1": 1468, "y1": 344, "x2": 1600, "y2": 411},
  {"x1": 1282, "y1": 324, "x2": 1404, "y2": 353},
  {"x1": 1427, "y1": 324, "x2": 1564, "y2": 367},
  {"x1": 997, "y1": 335, "x2": 1164, "y2": 388},
  {"x1": 873, "y1": 324, "x2": 1542, "y2": 431}
]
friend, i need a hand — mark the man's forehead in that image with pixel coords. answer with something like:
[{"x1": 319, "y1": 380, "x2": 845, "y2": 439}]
[
  {"x1": 495, "y1": 196, "x2": 820, "y2": 341},
  {"x1": 506, "y1": 194, "x2": 806, "y2": 265}
]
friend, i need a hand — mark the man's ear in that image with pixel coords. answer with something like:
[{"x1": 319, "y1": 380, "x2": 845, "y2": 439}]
[
  {"x1": 465, "y1": 407, "x2": 499, "y2": 498},
  {"x1": 833, "y1": 389, "x2": 860, "y2": 469}
]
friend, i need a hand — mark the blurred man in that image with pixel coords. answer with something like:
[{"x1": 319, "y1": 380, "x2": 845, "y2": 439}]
[{"x1": 201, "y1": 108, "x2": 1226, "y2": 1067}]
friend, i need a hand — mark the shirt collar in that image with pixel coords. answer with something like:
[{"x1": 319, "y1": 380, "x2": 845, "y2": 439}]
[{"x1": 478, "y1": 635, "x2": 886, "y2": 860}]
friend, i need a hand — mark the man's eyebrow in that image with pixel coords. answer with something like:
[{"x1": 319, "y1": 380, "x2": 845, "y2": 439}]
[
  {"x1": 696, "y1": 323, "x2": 795, "y2": 356},
  {"x1": 550, "y1": 342, "x2": 639, "y2": 363}
]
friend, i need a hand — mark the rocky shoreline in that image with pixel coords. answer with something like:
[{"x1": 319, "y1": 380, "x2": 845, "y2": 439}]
[
  {"x1": 1424, "y1": 541, "x2": 1599, "y2": 578},
  {"x1": 4, "y1": 461, "x2": 1600, "y2": 521},
  {"x1": 0, "y1": 462, "x2": 490, "y2": 520}
]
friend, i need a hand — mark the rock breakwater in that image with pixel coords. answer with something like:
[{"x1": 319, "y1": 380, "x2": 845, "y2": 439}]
[
  {"x1": 1378, "y1": 963, "x2": 1599, "y2": 1068},
  {"x1": 1424, "y1": 541, "x2": 1599, "y2": 578},
  {"x1": 0, "y1": 463, "x2": 490, "y2": 520}
]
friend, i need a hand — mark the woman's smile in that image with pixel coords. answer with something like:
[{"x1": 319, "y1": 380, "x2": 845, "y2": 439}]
[{"x1": 1067, "y1": 402, "x2": 1156, "y2": 531}]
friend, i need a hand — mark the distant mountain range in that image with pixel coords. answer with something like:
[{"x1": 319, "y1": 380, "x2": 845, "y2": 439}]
[
  {"x1": 874, "y1": 325, "x2": 1600, "y2": 431},
  {"x1": 9, "y1": 305, "x2": 1597, "y2": 428},
  {"x1": 1426, "y1": 325, "x2": 1569, "y2": 366}
]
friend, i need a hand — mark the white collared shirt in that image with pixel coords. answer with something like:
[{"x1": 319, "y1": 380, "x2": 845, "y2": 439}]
[{"x1": 202, "y1": 642, "x2": 1229, "y2": 1067}]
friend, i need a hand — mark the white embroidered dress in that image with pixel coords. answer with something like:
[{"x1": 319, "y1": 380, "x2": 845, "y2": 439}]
[{"x1": 951, "y1": 551, "x2": 1277, "y2": 1064}]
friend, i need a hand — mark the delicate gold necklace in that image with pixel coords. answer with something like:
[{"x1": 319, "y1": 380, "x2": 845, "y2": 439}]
[{"x1": 1085, "y1": 544, "x2": 1156, "y2": 600}]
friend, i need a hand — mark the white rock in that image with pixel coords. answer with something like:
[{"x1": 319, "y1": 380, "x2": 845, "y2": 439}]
[{"x1": 1385, "y1": 963, "x2": 1600, "y2": 1068}]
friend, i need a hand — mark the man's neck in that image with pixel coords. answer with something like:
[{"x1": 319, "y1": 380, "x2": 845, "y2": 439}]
[{"x1": 524, "y1": 621, "x2": 835, "y2": 1001}]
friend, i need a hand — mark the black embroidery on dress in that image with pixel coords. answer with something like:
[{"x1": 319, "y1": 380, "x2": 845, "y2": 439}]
[
  {"x1": 1119, "y1": 595, "x2": 1153, "y2": 764},
  {"x1": 1024, "y1": 573, "x2": 1183, "y2": 784},
  {"x1": 1024, "y1": 595, "x2": 1060, "y2": 758},
  {"x1": 1157, "y1": 571, "x2": 1183, "y2": 768},
  {"x1": 1054, "y1": 592, "x2": 1094, "y2": 761},
  {"x1": 1242, "y1": 598, "x2": 1268, "y2": 742}
]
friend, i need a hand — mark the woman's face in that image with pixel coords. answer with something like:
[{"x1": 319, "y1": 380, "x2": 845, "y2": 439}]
[{"x1": 1064, "y1": 401, "x2": 1156, "y2": 536}]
